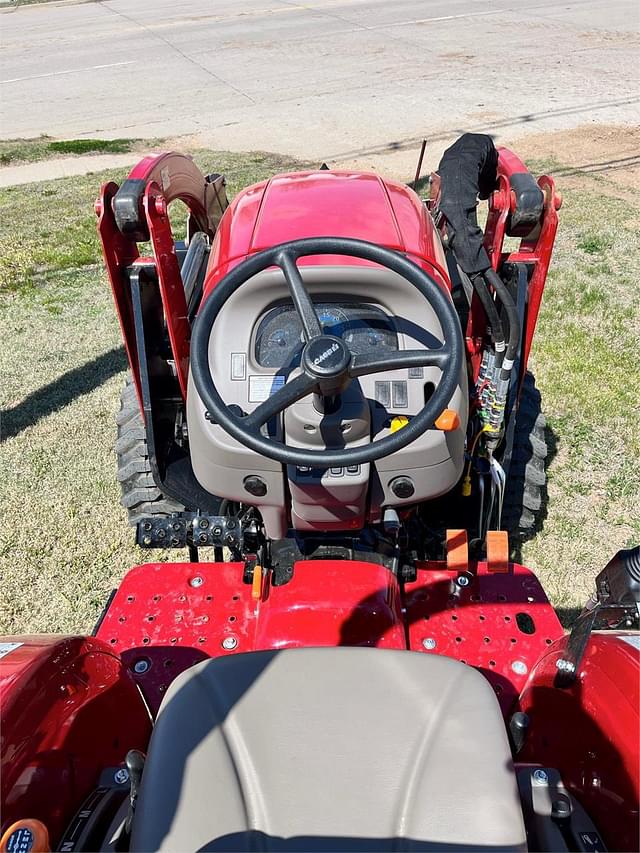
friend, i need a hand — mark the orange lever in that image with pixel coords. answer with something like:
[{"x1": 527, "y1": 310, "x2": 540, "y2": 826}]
[
  {"x1": 486, "y1": 530, "x2": 509, "y2": 573},
  {"x1": 434, "y1": 409, "x2": 460, "y2": 431},
  {"x1": 251, "y1": 565, "x2": 263, "y2": 600},
  {"x1": 446, "y1": 529, "x2": 469, "y2": 573}
]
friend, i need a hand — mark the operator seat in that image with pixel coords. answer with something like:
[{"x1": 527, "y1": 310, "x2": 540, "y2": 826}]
[{"x1": 131, "y1": 648, "x2": 527, "y2": 851}]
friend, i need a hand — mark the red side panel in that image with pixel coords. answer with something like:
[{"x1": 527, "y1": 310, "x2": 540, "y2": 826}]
[
  {"x1": 0, "y1": 636, "x2": 150, "y2": 846},
  {"x1": 518, "y1": 633, "x2": 640, "y2": 852},
  {"x1": 95, "y1": 560, "x2": 405, "y2": 714}
]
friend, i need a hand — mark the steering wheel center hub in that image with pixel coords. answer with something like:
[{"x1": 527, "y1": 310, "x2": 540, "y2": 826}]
[{"x1": 303, "y1": 335, "x2": 351, "y2": 378}]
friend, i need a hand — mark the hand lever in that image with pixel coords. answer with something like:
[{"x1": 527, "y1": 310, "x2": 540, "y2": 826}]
[{"x1": 124, "y1": 749, "x2": 146, "y2": 836}]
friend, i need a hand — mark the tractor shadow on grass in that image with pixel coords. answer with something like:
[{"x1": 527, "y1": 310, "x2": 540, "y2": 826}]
[{"x1": 1, "y1": 345, "x2": 126, "y2": 443}]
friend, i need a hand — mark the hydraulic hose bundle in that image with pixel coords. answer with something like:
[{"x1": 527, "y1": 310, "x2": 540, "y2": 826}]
[{"x1": 436, "y1": 134, "x2": 520, "y2": 447}]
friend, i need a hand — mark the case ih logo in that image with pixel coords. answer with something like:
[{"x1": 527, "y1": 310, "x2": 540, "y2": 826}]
[{"x1": 313, "y1": 341, "x2": 340, "y2": 365}]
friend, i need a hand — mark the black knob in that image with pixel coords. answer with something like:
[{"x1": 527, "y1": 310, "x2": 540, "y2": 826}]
[
  {"x1": 390, "y1": 477, "x2": 415, "y2": 499},
  {"x1": 244, "y1": 476, "x2": 267, "y2": 497}
]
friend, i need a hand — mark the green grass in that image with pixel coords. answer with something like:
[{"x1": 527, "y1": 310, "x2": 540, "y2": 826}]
[
  {"x1": 1, "y1": 147, "x2": 638, "y2": 633},
  {"x1": 0, "y1": 136, "x2": 159, "y2": 167}
]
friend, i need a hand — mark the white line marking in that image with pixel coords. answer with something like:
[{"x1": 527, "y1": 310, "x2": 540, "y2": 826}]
[
  {"x1": 1, "y1": 61, "x2": 135, "y2": 85},
  {"x1": 367, "y1": 9, "x2": 506, "y2": 29}
]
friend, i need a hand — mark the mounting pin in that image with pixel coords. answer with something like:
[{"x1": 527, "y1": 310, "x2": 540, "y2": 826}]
[
  {"x1": 422, "y1": 637, "x2": 437, "y2": 650},
  {"x1": 511, "y1": 660, "x2": 528, "y2": 675},
  {"x1": 190, "y1": 576, "x2": 204, "y2": 588},
  {"x1": 222, "y1": 636, "x2": 238, "y2": 650},
  {"x1": 133, "y1": 659, "x2": 149, "y2": 674}
]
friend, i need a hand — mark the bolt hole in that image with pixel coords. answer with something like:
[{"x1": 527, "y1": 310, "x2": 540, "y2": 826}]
[
  {"x1": 423, "y1": 614, "x2": 430, "y2": 621},
  {"x1": 179, "y1": 595, "x2": 186, "y2": 603},
  {"x1": 118, "y1": 616, "x2": 126, "y2": 623},
  {"x1": 164, "y1": 660, "x2": 173, "y2": 668},
  {"x1": 153, "y1": 595, "x2": 161, "y2": 602},
  {"x1": 229, "y1": 615, "x2": 236, "y2": 622},
  {"x1": 460, "y1": 659, "x2": 467, "y2": 664},
  {"x1": 142, "y1": 637, "x2": 150, "y2": 645},
  {"x1": 198, "y1": 637, "x2": 206, "y2": 644},
  {"x1": 451, "y1": 614, "x2": 458, "y2": 621},
  {"x1": 127, "y1": 595, "x2": 135, "y2": 602},
  {"x1": 232, "y1": 594, "x2": 240, "y2": 601},
  {"x1": 455, "y1": 636, "x2": 462, "y2": 643},
  {"x1": 545, "y1": 638, "x2": 553, "y2": 645},
  {"x1": 110, "y1": 638, "x2": 117, "y2": 644},
  {"x1": 510, "y1": 637, "x2": 517, "y2": 644},
  {"x1": 479, "y1": 614, "x2": 485, "y2": 621},
  {"x1": 170, "y1": 637, "x2": 177, "y2": 644},
  {"x1": 147, "y1": 615, "x2": 155, "y2": 622},
  {"x1": 206, "y1": 595, "x2": 213, "y2": 601},
  {"x1": 489, "y1": 660, "x2": 496, "y2": 667},
  {"x1": 498, "y1": 594, "x2": 507, "y2": 602},
  {"x1": 504, "y1": 615, "x2": 511, "y2": 622},
  {"x1": 483, "y1": 636, "x2": 491, "y2": 643}
]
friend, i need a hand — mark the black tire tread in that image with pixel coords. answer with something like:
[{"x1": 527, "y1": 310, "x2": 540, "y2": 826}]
[
  {"x1": 116, "y1": 375, "x2": 184, "y2": 525},
  {"x1": 503, "y1": 372, "x2": 548, "y2": 534}
]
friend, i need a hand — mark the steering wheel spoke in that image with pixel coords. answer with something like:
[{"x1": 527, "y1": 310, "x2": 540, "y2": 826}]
[
  {"x1": 350, "y1": 347, "x2": 449, "y2": 378},
  {"x1": 277, "y1": 250, "x2": 322, "y2": 341},
  {"x1": 243, "y1": 372, "x2": 317, "y2": 431}
]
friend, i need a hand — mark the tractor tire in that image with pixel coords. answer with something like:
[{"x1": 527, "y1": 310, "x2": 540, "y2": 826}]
[
  {"x1": 502, "y1": 372, "x2": 548, "y2": 535},
  {"x1": 116, "y1": 375, "x2": 184, "y2": 526}
]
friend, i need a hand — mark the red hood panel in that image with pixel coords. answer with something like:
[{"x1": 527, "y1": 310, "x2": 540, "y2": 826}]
[
  {"x1": 206, "y1": 170, "x2": 449, "y2": 293},
  {"x1": 250, "y1": 171, "x2": 405, "y2": 251}
]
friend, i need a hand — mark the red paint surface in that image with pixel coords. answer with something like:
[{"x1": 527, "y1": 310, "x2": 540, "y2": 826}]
[
  {"x1": 404, "y1": 562, "x2": 563, "y2": 714},
  {"x1": 0, "y1": 636, "x2": 150, "y2": 847},
  {"x1": 519, "y1": 632, "x2": 640, "y2": 852},
  {"x1": 95, "y1": 560, "x2": 405, "y2": 714},
  {"x1": 204, "y1": 170, "x2": 451, "y2": 296}
]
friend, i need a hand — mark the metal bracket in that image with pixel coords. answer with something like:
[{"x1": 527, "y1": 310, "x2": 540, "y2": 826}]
[{"x1": 555, "y1": 600, "x2": 638, "y2": 687}]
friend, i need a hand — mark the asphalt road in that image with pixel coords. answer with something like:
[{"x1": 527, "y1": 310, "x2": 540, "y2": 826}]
[{"x1": 1, "y1": 0, "x2": 639, "y2": 163}]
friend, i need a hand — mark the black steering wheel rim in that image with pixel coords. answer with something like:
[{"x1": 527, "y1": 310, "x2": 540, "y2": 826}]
[{"x1": 190, "y1": 237, "x2": 463, "y2": 467}]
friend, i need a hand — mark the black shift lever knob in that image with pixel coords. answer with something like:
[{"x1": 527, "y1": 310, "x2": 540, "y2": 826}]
[{"x1": 124, "y1": 749, "x2": 146, "y2": 835}]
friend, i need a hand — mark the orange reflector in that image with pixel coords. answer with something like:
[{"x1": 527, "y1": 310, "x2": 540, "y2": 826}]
[
  {"x1": 434, "y1": 409, "x2": 460, "y2": 431},
  {"x1": 252, "y1": 565, "x2": 263, "y2": 600},
  {"x1": 486, "y1": 530, "x2": 509, "y2": 573},
  {"x1": 0, "y1": 820, "x2": 50, "y2": 852},
  {"x1": 446, "y1": 529, "x2": 468, "y2": 573}
]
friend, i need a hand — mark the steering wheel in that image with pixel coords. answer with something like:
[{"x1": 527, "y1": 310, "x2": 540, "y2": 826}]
[{"x1": 190, "y1": 237, "x2": 462, "y2": 467}]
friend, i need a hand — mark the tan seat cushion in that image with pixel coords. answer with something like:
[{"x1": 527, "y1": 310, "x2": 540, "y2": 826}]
[{"x1": 132, "y1": 647, "x2": 526, "y2": 851}]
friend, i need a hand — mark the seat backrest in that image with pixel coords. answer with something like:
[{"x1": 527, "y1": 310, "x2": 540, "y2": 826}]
[{"x1": 132, "y1": 647, "x2": 526, "y2": 851}]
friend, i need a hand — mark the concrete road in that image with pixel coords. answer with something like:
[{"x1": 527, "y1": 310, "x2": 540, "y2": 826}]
[{"x1": 1, "y1": 0, "x2": 639, "y2": 165}]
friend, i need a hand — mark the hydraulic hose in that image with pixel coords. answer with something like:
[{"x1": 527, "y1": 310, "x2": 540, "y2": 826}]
[
  {"x1": 484, "y1": 267, "x2": 520, "y2": 373},
  {"x1": 470, "y1": 272, "x2": 504, "y2": 348}
]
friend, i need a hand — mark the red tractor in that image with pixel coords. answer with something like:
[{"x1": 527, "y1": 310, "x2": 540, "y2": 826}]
[{"x1": 1, "y1": 135, "x2": 638, "y2": 853}]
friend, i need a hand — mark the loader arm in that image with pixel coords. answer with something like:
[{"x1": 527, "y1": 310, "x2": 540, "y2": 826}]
[{"x1": 96, "y1": 153, "x2": 228, "y2": 404}]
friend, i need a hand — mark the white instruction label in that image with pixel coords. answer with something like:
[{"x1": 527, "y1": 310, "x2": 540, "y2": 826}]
[
  {"x1": 0, "y1": 642, "x2": 23, "y2": 660},
  {"x1": 249, "y1": 375, "x2": 285, "y2": 403}
]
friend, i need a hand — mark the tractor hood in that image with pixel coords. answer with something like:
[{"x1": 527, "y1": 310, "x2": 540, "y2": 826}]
[{"x1": 206, "y1": 170, "x2": 446, "y2": 287}]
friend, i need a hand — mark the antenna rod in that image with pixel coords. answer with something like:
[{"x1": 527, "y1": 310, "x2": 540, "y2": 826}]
[{"x1": 414, "y1": 138, "x2": 427, "y2": 186}]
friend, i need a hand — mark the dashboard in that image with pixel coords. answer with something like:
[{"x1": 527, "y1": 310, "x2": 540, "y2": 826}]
[{"x1": 254, "y1": 302, "x2": 398, "y2": 369}]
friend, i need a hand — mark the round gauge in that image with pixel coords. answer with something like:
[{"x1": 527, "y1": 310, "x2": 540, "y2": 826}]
[
  {"x1": 317, "y1": 306, "x2": 350, "y2": 336},
  {"x1": 267, "y1": 327, "x2": 295, "y2": 349}
]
